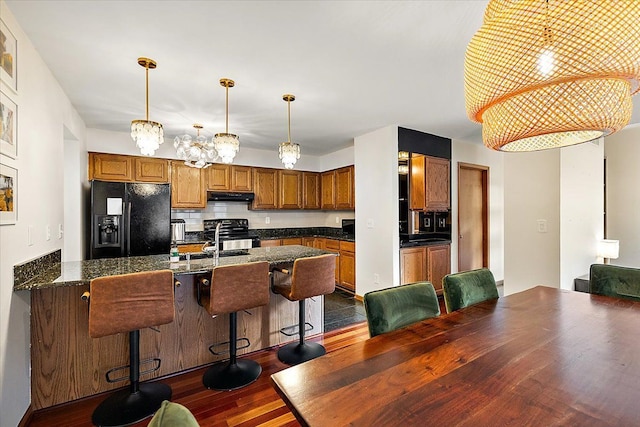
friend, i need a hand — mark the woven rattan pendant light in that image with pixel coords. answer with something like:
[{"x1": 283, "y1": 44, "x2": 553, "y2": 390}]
[{"x1": 464, "y1": 0, "x2": 640, "y2": 151}]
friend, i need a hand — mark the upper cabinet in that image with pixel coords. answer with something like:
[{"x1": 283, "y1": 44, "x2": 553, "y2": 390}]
[
  {"x1": 252, "y1": 168, "x2": 279, "y2": 209},
  {"x1": 410, "y1": 154, "x2": 449, "y2": 211},
  {"x1": 170, "y1": 161, "x2": 206, "y2": 208},
  {"x1": 321, "y1": 166, "x2": 355, "y2": 210},
  {"x1": 303, "y1": 172, "x2": 321, "y2": 209},
  {"x1": 278, "y1": 170, "x2": 303, "y2": 209},
  {"x1": 89, "y1": 152, "x2": 168, "y2": 183},
  {"x1": 207, "y1": 164, "x2": 252, "y2": 192}
]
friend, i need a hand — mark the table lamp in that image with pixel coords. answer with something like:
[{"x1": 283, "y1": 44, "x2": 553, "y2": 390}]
[{"x1": 597, "y1": 239, "x2": 619, "y2": 264}]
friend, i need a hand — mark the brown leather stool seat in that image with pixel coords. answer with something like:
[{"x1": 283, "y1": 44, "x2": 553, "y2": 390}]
[
  {"x1": 201, "y1": 261, "x2": 270, "y2": 391},
  {"x1": 88, "y1": 270, "x2": 175, "y2": 427},
  {"x1": 272, "y1": 254, "x2": 336, "y2": 365}
]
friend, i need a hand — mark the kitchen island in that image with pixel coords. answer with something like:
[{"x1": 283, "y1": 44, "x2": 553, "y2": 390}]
[{"x1": 22, "y1": 246, "x2": 333, "y2": 409}]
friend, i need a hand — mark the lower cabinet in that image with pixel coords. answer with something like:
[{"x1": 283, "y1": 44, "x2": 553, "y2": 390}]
[
  {"x1": 260, "y1": 239, "x2": 281, "y2": 247},
  {"x1": 400, "y1": 244, "x2": 450, "y2": 293},
  {"x1": 339, "y1": 241, "x2": 356, "y2": 292}
]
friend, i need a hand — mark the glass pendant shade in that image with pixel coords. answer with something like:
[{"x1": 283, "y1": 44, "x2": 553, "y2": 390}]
[
  {"x1": 174, "y1": 124, "x2": 217, "y2": 168},
  {"x1": 213, "y1": 78, "x2": 239, "y2": 164},
  {"x1": 131, "y1": 58, "x2": 164, "y2": 156},
  {"x1": 464, "y1": 0, "x2": 640, "y2": 151},
  {"x1": 279, "y1": 94, "x2": 301, "y2": 169},
  {"x1": 213, "y1": 133, "x2": 240, "y2": 164},
  {"x1": 279, "y1": 142, "x2": 300, "y2": 169}
]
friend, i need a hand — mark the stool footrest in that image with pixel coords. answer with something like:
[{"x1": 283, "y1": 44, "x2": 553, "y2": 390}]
[
  {"x1": 209, "y1": 337, "x2": 251, "y2": 356},
  {"x1": 279, "y1": 322, "x2": 314, "y2": 337},
  {"x1": 105, "y1": 357, "x2": 162, "y2": 383}
]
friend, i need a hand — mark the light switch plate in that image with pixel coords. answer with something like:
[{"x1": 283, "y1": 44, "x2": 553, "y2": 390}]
[
  {"x1": 46, "y1": 225, "x2": 51, "y2": 241},
  {"x1": 537, "y1": 219, "x2": 547, "y2": 233}
]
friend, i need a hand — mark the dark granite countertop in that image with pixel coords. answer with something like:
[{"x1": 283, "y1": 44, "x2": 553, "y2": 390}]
[
  {"x1": 255, "y1": 227, "x2": 355, "y2": 242},
  {"x1": 14, "y1": 246, "x2": 333, "y2": 291}
]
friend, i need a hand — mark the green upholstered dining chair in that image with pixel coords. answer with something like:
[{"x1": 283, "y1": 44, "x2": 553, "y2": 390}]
[
  {"x1": 442, "y1": 268, "x2": 499, "y2": 313},
  {"x1": 363, "y1": 282, "x2": 440, "y2": 338},
  {"x1": 148, "y1": 400, "x2": 200, "y2": 427},
  {"x1": 589, "y1": 264, "x2": 640, "y2": 302}
]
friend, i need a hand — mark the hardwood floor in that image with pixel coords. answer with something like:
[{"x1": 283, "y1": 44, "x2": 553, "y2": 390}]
[{"x1": 27, "y1": 322, "x2": 370, "y2": 427}]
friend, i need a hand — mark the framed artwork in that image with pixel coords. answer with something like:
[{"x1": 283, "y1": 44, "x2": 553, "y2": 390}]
[
  {"x1": 0, "y1": 90, "x2": 17, "y2": 158},
  {"x1": 0, "y1": 19, "x2": 17, "y2": 93},
  {"x1": 0, "y1": 160, "x2": 16, "y2": 225}
]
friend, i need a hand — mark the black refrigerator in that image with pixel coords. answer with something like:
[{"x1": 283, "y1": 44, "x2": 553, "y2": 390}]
[{"x1": 90, "y1": 180, "x2": 171, "y2": 259}]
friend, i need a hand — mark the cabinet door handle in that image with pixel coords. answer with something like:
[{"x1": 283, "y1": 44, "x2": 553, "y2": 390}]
[{"x1": 459, "y1": 235, "x2": 463, "y2": 239}]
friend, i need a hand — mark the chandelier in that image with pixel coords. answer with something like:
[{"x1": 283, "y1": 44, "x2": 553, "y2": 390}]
[
  {"x1": 279, "y1": 94, "x2": 300, "y2": 169},
  {"x1": 464, "y1": 0, "x2": 640, "y2": 151},
  {"x1": 213, "y1": 78, "x2": 240, "y2": 164},
  {"x1": 130, "y1": 57, "x2": 164, "y2": 156},
  {"x1": 174, "y1": 124, "x2": 217, "y2": 169}
]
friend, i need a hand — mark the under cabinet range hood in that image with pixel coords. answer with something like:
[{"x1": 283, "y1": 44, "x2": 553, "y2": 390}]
[{"x1": 207, "y1": 192, "x2": 255, "y2": 202}]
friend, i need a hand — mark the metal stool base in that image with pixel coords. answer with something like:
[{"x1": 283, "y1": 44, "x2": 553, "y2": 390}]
[
  {"x1": 91, "y1": 382, "x2": 171, "y2": 426},
  {"x1": 203, "y1": 359, "x2": 262, "y2": 391},
  {"x1": 277, "y1": 342, "x2": 326, "y2": 366}
]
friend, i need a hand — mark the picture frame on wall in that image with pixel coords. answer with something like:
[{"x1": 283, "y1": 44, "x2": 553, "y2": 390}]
[
  {"x1": 0, "y1": 160, "x2": 17, "y2": 225},
  {"x1": 0, "y1": 90, "x2": 17, "y2": 158},
  {"x1": 0, "y1": 18, "x2": 17, "y2": 93}
]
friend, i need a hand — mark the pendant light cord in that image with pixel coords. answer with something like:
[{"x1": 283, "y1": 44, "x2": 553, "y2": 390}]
[
  {"x1": 225, "y1": 85, "x2": 229, "y2": 134},
  {"x1": 145, "y1": 65, "x2": 149, "y2": 121},
  {"x1": 287, "y1": 98, "x2": 292, "y2": 142}
]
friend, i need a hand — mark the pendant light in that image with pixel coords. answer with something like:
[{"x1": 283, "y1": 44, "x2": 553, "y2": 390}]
[
  {"x1": 130, "y1": 57, "x2": 164, "y2": 156},
  {"x1": 279, "y1": 94, "x2": 300, "y2": 169},
  {"x1": 464, "y1": 0, "x2": 640, "y2": 151},
  {"x1": 174, "y1": 124, "x2": 217, "y2": 169},
  {"x1": 213, "y1": 78, "x2": 240, "y2": 164}
]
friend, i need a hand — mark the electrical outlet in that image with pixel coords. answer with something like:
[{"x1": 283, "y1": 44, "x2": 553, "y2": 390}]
[
  {"x1": 335, "y1": 216, "x2": 340, "y2": 224},
  {"x1": 537, "y1": 219, "x2": 547, "y2": 233},
  {"x1": 373, "y1": 273, "x2": 380, "y2": 284},
  {"x1": 366, "y1": 219, "x2": 374, "y2": 228},
  {"x1": 28, "y1": 225, "x2": 34, "y2": 246},
  {"x1": 58, "y1": 224, "x2": 64, "y2": 239},
  {"x1": 265, "y1": 216, "x2": 270, "y2": 224},
  {"x1": 46, "y1": 225, "x2": 51, "y2": 241}
]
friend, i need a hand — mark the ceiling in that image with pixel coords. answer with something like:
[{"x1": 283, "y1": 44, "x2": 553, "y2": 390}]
[{"x1": 7, "y1": 1, "x2": 640, "y2": 157}]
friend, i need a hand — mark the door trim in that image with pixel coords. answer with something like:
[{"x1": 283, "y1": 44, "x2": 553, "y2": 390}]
[{"x1": 457, "y1": 162, "x2": 490, "y2": 271}]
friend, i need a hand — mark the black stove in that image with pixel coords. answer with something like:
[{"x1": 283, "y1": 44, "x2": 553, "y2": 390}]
[{"x1": 203, "y1": 219, "x2": 260, "y2": 251}]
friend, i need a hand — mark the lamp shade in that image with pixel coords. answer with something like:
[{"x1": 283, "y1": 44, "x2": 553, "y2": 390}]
[
  {"x1": 597, "y1": 240, "x2": 619, "y2": 260},
  {"x1": 464, "y1": 0, "x2": 640, "y2": 151}
]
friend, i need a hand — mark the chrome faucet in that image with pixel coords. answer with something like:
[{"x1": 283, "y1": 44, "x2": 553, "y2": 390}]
[{"x1": 202, "y1": 222, "x2": 221, "y2": 262}]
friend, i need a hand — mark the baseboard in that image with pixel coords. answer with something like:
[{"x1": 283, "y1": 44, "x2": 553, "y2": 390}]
[
  {"x1": 18, "y1": 404, "x2": 34, "y2": 427},
  {"x1": 496, "y1": 280, "x2": 504, "y2": 287}
]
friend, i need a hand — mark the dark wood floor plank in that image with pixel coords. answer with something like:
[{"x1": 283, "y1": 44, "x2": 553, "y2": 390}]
[{"x1": 27, "y1": 322, "x2": 368, "y2": 427}]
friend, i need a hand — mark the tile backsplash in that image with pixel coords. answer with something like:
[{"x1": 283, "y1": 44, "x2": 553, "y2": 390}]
[{"x1": 172, "y1": 201, "x2": 355, "y2": 231}]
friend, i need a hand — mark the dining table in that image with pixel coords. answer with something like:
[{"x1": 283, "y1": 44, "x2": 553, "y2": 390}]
[{"x1": 270, "y1": 286, "x2": 640, "y2": 426}]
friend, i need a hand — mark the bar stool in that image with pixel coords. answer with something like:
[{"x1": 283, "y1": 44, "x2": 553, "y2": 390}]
[
  {"x1": 272, "y1": 254, "x2": 336, "y2": 365},
  {"x1": 200, "y1": 261, "x2": 270, "y2": 391},
  {"x1": 87, "y1": 270, "x2": 175, "y2": 427}
]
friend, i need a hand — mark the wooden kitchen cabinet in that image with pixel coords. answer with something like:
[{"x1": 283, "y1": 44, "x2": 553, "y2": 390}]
[
  {"x1": 252, "y1": 168, "x2": 279, "y2": 209},
  {"x1": 410, "y1": 154, "x2": 450, "y2": 211},
  {"x1": 321, "y1": 166, "x2": 355, "y2": 210},
  {"x1": 335, "y1": 166, "x2": 355, "y2": 209},
  {"x1": 281, "y1": 237, "x2": 303, "y2": 245},
  {"x1": 177, "y1": 243, "x2": 204, "y2": 253},
  {"x1": 400, "y1": 244, "x2": 450, "y2": 293},
  {"x1": 207, "y1": 165, "x2": 253, "y2": 192},
  {"x1": 278, "y1": 170, "x2": 303, "y2": 209},
  {"x1": 427, "y1": 244, "x2": 450, "y2": 292},
  {"x1": 260, "y1": 239, "x2": 281, "y2": 247},
  {"x1": 170, "y1": 161, "x2": 207, "y2": 208},
  {"x1": 89, "y1": 152, "x2": 134, "y2": 182},
  {"x1": 400, "y1": 247, "x2": 428, "y2": 285},
  {"x1": 339, "y1": 240, "x2": 356, "y2": 292},
  {"x1": 324, "y1": 239, "x2": 341, "y2": 285},
  {"x1": 134, "y1": 157, "x2": 169, "y2": 183},
  {"x1": 303, "y1": 172, "x2": 321, "y2": 209}
]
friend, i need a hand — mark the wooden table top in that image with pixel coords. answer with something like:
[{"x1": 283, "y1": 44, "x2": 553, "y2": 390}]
[{"x1": 271, "y1": 286, "x2": 640, "y2": 426}]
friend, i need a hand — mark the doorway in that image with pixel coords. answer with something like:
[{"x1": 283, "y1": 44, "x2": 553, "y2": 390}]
[{"x1": 458, "y1": 163, "x2": 489, "y2": 272}]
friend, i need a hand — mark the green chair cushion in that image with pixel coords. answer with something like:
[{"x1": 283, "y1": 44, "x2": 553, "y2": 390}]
[
  {"x1": 148, "y1": 400, "x2": 200, "y2": 427},
  {"x1": 589, "y1": 264, "x2": 640, "y2": 302},
  {"x1": 443, "y1": 268, "x2": 498, "y2": 313},
  {"x1": 364, "y1": 282, "x2": 440, "y2": 338}
]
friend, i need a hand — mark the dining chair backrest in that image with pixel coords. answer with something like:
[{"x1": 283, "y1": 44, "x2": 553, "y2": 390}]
[
  {"x1": 589, "y1": 264, "x2": 640, "y2": 302},
  {"x1": 363, "y1": 282, "x2": 440, "y2": 338},
  {"x1": 442, "y1": 268, "x2": 498, "y2": 313}
]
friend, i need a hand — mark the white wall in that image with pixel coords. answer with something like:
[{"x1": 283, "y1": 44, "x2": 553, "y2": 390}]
[
  {"x1": 63, "y1": 128, "x2": 89, "y2": 262},
  {"x1": 559, "y1": 140, "x2": 604, "y2": 289},
  {"x1": 451, "y1": 139, "x2": 504, "y2": 281},
  {"x1": 354, "y1": 125, "x2": 399, "y2": 296},
  {"x1": 604, "y1": 124, "x2": 640, "y2": 267},
  {"x1": 0, "y1": 2, "x2": 86, "y2": 425},
  {"x1": 504, "y1": 150, "x2": 561, "y2": 295},
  {"x1": 87, "y1": 127, "x2": 330, "y2": 172}
]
